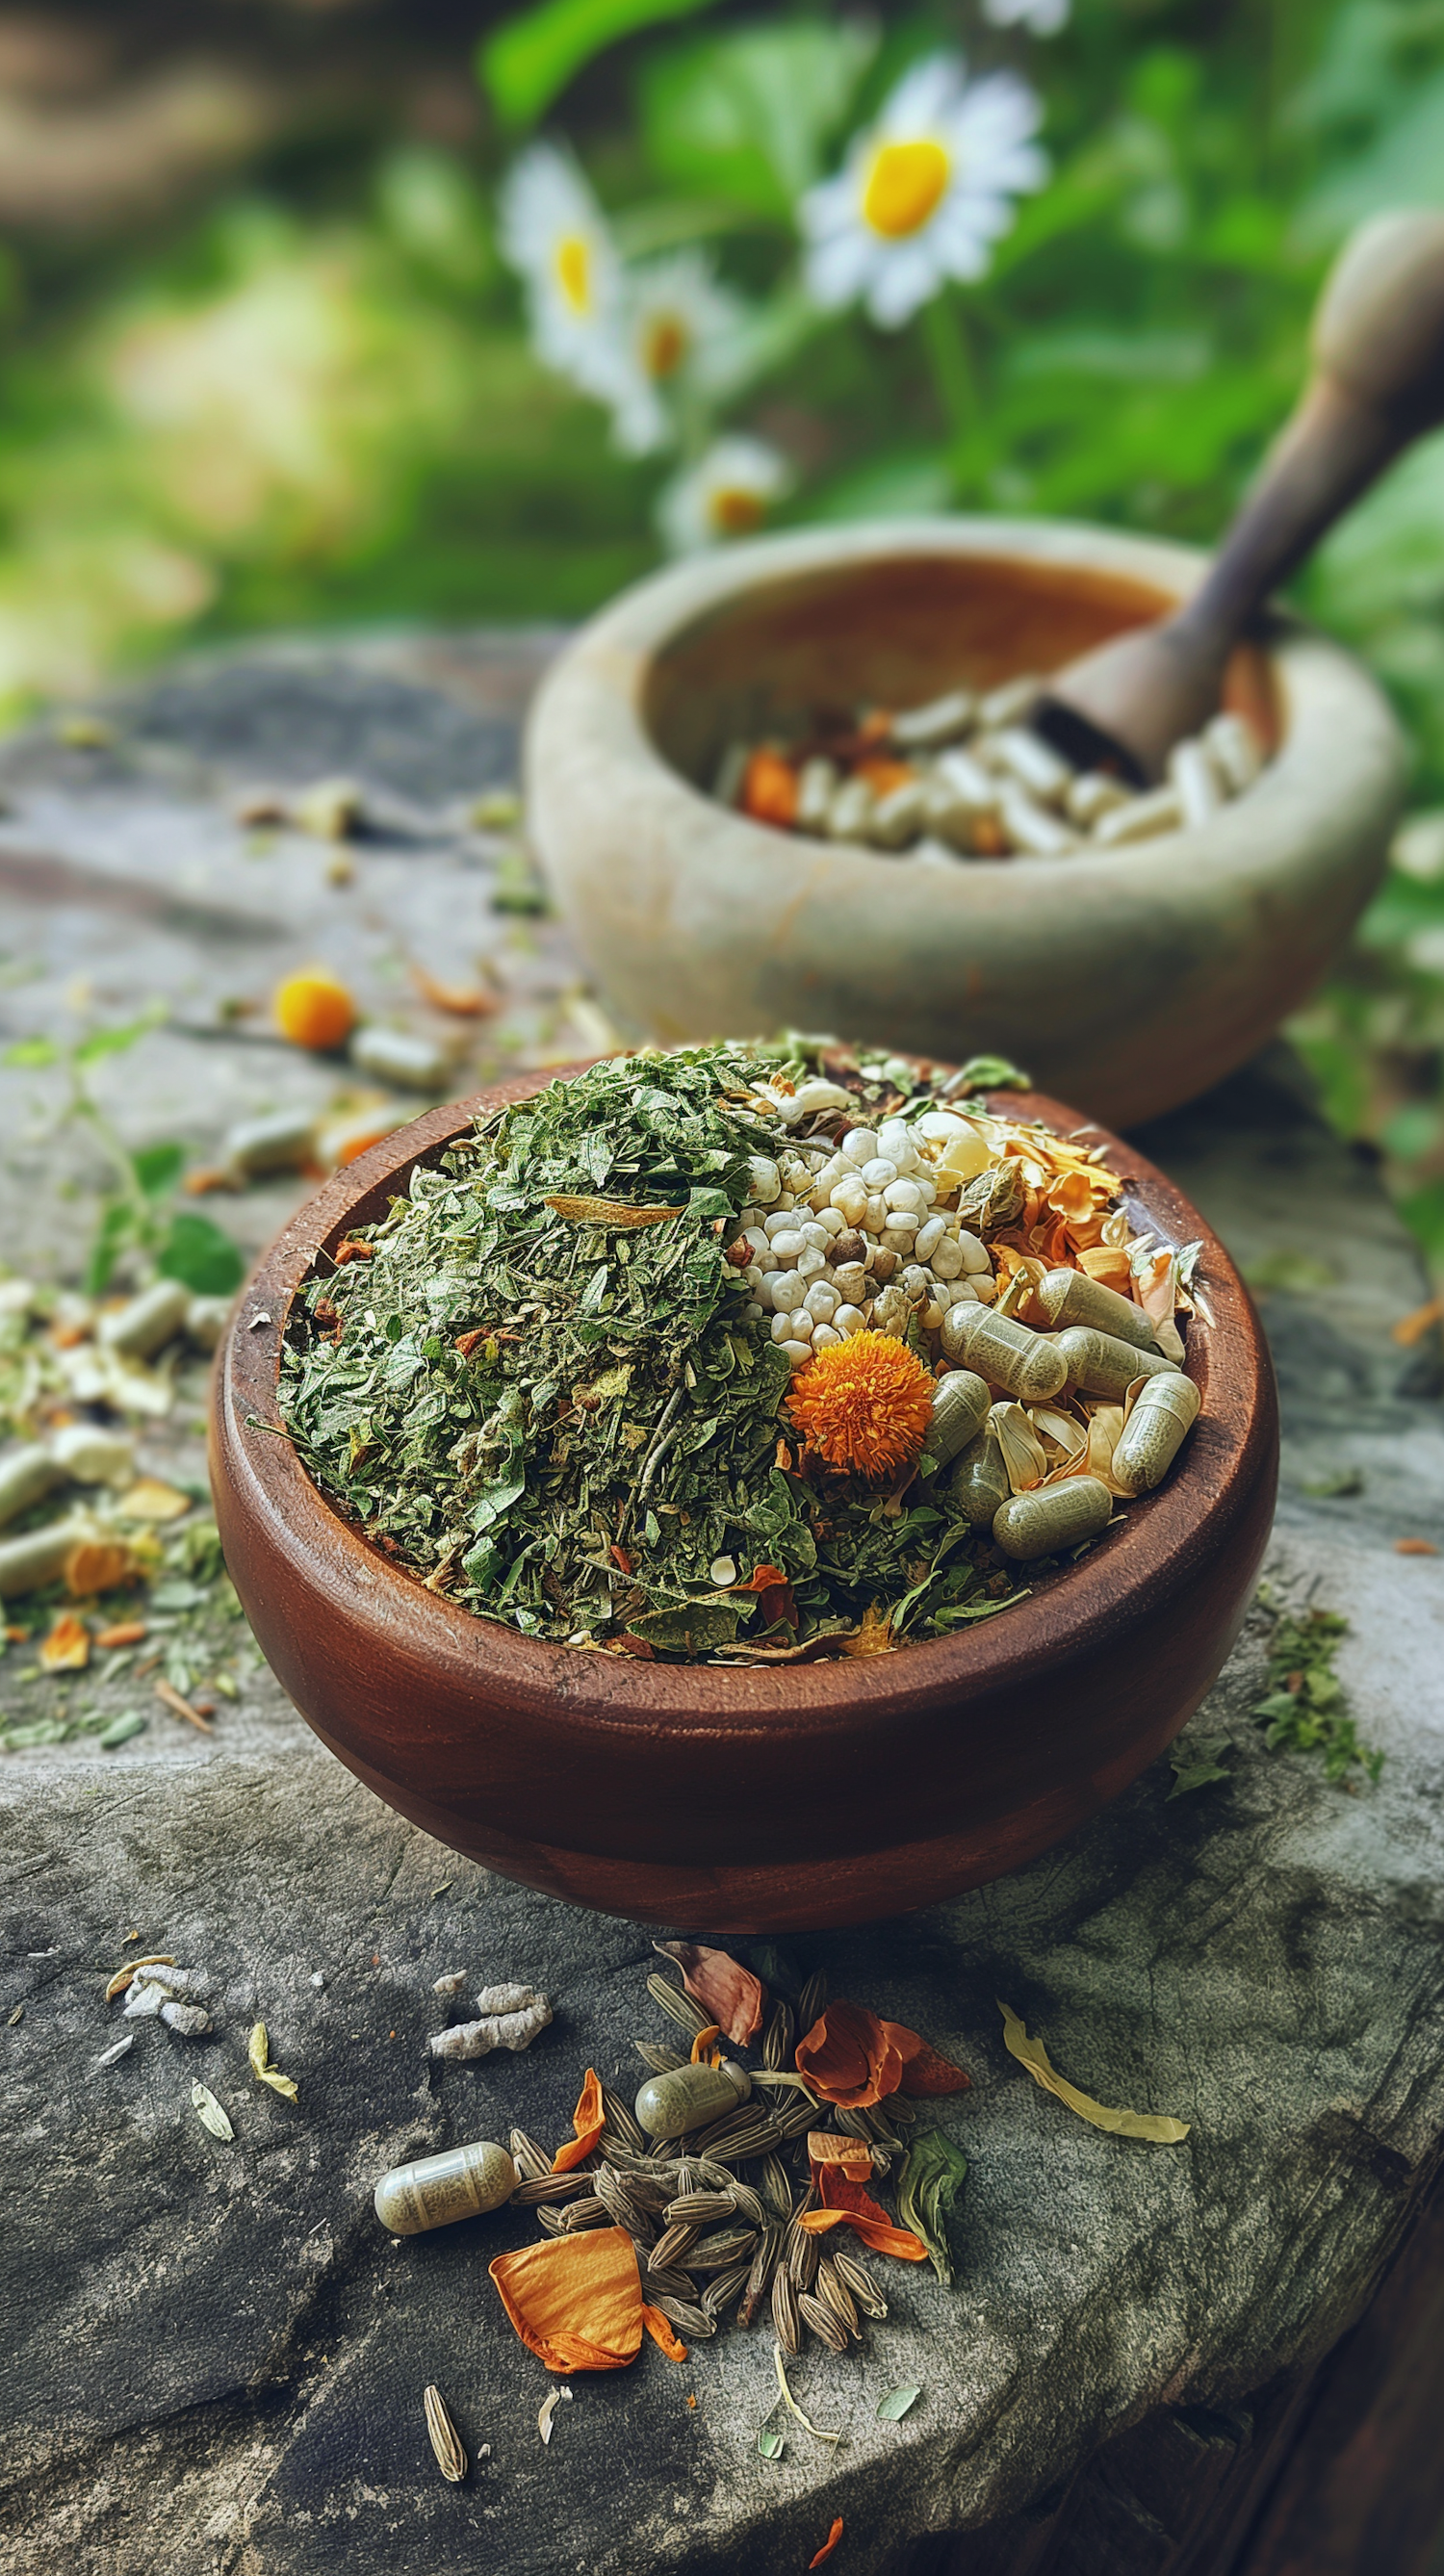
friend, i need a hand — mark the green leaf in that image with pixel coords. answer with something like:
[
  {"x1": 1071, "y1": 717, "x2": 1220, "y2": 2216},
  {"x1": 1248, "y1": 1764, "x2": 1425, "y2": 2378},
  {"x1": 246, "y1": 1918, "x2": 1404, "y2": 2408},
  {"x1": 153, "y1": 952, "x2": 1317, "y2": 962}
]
[
  {"x1": 1168, "y1": 1744, "x2": 1231, "y2": 1798},
  {"x1": 131, "y1": 1140, "x2": 186, "y2": 1200},
  {"x1": 896, "y1": 2133, "x2": 968, "y2": 2288},
  {"x1": 2, "y1": 1036, "x2": 60, "y2": 1069},
  {"x1": 72, "y1": 1004, "x2": 167, "y2": 1064},
  {"x1": 953, "y1": 1055, "x2": 1032, "y2": 1095},
  {"x1": 638, "y1": 21, "x2": 874, "y2": 217},
  {"x1": 155, "y1": 1213, "x2": 245, "y2": 1297},
  {"x1": 480, "y1": 0, "x2": 720, "y2": 128},
  {"x1": 757, "y1": 2426, "x2": 786, "y2": 2460},
  {"x1": 627, "y1": 1597, "x2": 752, "y2": 1653},
  {"x1": 876, "y1": 2386, "x2": 921, "y2": 2422}
]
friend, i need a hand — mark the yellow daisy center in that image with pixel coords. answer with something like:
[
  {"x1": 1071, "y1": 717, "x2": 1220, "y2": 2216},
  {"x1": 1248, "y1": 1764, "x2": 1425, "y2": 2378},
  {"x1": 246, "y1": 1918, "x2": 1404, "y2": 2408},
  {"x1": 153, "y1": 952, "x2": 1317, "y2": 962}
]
[
  {"x1": 554, "y1": 233, "x2": 592, "y2": 316},
  {"x1": 641, "y1": 311, "x2": 689, "y2": 379},
  {"x1": 709, "y1": 485, "x2": 765, "y2": 535},
  {"x1": 862, "y1": 138, "x2": 951, "y2": 241}
]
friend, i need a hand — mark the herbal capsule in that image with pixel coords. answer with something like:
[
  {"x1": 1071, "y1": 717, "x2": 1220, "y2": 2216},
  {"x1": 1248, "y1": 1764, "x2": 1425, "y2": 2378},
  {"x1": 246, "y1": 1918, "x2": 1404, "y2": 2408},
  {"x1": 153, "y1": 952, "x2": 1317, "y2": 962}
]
[
  {"x1": 1053, "y1": 1327, "x2": 1176, "y2": 1401},
  {"x1": 374, "y1": 2138, "x2": 516, "y2": 2235},
  {"x1": 634, "y1": 2057, "x2": 751, "y2": 2141},
  {"x1": 948, "y1": 1427, "x2": 1011, "y2": 1528},
  {"x1": 97, "y1": 1278, "x2": 190, "y2": 1360},
  {"x1": 0, "y1": 1444, "x2": 65, "y2": 1533},
  {"x1": 0, "y1": 1516, "x2": 89, "y2": 1599},
  {"x1": 940, "y1": 1302, "x2": 1069, "y2": 1404},
  {"x1": 921, "y1": 1369, "x2": 991, "y2": 1470},
  {"x1": 993, "y1": 1476, "x2": 1114, "y2": 1560},
  {"x1": 1112, "y1": 1371, "x2": 1201, "y2": 1495},
  {"x1": 1032, "y1": 1267, "x2": 1159, "y2": 1352}
]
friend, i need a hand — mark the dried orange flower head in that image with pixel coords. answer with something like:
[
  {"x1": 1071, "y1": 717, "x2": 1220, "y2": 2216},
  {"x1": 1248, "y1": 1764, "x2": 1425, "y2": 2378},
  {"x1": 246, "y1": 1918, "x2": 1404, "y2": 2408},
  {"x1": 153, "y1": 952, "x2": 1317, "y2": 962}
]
[
  {"x1": 273, "y1": 967, "x2": 356, "y2": 1053},
  {"x1": 786, "y1": 1329, "x2": 934, "y2": 1480}
]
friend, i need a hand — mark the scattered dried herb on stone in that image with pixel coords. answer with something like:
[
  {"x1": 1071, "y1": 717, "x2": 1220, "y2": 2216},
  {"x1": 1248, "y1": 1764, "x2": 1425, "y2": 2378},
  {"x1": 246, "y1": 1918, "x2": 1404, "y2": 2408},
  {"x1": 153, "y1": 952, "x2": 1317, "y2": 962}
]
[
  {"x1": 895, "y1": 2135, "x2": 969, "y2": 2286},
  {"x1": 1252, "y1": 1591, "x2": 1382, "y2": 1784}
]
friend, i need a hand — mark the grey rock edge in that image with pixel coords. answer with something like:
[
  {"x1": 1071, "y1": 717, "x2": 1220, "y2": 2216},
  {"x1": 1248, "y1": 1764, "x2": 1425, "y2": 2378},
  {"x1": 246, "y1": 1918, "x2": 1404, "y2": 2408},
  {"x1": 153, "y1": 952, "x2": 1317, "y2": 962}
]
[{"x1": 1, "y1": 638, "x2": 1443, "y2": 2576}]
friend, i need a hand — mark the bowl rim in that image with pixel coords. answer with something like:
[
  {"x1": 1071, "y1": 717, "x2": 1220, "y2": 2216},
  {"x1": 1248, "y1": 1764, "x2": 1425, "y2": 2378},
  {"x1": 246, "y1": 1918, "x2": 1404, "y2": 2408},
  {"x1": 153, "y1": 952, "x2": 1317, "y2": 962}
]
[{"x1": 219, "y1": 1059, "x2": 1275, "y2": 1740}]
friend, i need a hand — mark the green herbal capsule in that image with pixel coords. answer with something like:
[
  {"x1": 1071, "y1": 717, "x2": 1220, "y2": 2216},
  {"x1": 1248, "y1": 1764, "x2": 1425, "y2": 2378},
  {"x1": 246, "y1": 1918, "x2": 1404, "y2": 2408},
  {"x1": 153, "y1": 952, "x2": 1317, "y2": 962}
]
[
  {"x1": 634, "y1": 2058, "x2": 751, "y2": 2141},
  {"x1": 1111, "y1": 1371, "x2": 1201, "y2": 1495},
  {"x1": 921, "y1": 1368, "x2": 991, "y2": 1470},
  {"x1": 1052, "y1": 1327, "x2": 1177, "y2": 1401},
  {"x1": 374, "y1": 2138, "x2": 516, "y2": 2235},
  {"x1": 940, "y1": 1303, "x2": 1069, "y2": 1403},
  {"x1": 993, "y1": 1476, "x2": 1114, "y2": 1560},
  {"x1": 1033, "y1": 1267, "x2": 1159, "y2": 1352},
  {"x1": 948, "y1": 1427, "x2": 1011, "y2": 1528},
  {"x1": 0, "y1": 1445, "x2": 65, "y2": 1533}
]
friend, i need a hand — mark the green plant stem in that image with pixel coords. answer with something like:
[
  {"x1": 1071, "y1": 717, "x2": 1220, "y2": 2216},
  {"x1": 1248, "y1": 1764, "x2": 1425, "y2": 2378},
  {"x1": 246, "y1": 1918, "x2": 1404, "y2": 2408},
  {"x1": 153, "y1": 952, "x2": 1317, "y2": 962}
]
[{"x1": 920, "y1": 292, "x2": 975, "y2": 450}]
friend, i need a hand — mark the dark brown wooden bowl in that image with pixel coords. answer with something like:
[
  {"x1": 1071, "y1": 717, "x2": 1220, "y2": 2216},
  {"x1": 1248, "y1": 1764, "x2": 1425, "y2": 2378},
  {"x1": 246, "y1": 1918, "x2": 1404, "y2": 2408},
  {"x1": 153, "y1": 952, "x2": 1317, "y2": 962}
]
[{"x1": 211, "y1": 1071, "x2": 1277, "y2": 1932}]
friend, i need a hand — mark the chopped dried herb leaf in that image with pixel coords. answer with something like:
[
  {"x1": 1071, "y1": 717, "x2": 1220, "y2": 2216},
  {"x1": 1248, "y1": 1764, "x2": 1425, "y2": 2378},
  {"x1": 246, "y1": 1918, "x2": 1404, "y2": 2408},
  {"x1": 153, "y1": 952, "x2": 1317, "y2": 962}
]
[
  {"x1": 895, "y1": 2134, "x2": 968, "y2": 2285},
  {"x1": 1252, "y1": 1589, "x2": 1382, "y2": 1784}
]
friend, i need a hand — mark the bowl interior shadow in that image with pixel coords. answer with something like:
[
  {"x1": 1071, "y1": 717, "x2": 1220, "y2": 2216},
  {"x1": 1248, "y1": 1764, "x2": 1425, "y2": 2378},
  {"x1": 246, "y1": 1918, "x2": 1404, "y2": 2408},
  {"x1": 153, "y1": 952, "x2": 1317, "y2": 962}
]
[{"x1": 642, "y1": 551, "x2": 1278, "y2": 790}]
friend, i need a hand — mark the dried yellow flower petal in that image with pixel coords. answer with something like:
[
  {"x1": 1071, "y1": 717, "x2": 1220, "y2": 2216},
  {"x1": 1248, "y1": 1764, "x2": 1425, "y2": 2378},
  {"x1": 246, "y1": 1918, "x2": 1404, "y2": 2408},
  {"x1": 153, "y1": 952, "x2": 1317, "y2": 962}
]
[
  {"x1": 997, "y1": 2000, "x2": 1189, "y2": 2144},
  {"x1": 248, "y1": 2020, "x2": 299, "y2": 2101}
]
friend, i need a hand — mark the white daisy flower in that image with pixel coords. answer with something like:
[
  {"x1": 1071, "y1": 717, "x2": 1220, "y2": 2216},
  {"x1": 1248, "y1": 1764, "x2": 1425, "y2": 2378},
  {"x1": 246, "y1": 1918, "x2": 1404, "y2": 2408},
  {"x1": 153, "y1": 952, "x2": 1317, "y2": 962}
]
[
  {"x1": 657, "y1": 436, "x2": 792, "y2": 555},
  {"x1": 800, "y1": 54, "x2": 1047, "y2": 331},
  {"x1": 984, "y1": 0, "x2": 1070, "y2": 32},
  {"x1": 610, "y1": 252, "x2": 752, "y2": 457},
  {"x1": 498, "y1": 142, "x2": 636, "y2": 410}
]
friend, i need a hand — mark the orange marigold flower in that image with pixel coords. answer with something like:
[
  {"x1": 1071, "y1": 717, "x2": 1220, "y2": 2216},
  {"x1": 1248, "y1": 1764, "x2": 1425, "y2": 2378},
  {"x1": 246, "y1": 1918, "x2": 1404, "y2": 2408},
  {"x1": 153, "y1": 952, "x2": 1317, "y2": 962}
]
[
  {"x1": 786, "y1": 1329, "x2": 934, "y2": 1480},
  {"x1": 273, "y1": 967, "x2": 356, "y2": 1053}
]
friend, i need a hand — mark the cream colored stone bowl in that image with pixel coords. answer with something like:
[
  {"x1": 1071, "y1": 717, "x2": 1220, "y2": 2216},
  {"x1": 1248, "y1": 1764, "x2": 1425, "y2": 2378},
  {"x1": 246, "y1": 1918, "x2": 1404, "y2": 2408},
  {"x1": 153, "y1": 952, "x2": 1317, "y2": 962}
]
[{"x1": 524, "y1": 518, "x2": 1405, "y2": 1129}]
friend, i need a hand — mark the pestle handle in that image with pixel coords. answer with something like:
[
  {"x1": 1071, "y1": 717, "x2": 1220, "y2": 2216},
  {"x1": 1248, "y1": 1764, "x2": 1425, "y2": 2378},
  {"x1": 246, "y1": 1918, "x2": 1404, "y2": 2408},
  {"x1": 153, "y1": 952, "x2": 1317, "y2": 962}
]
[{"x1": 1172, "y1": 211, "x2": 1444, "y2": 662}]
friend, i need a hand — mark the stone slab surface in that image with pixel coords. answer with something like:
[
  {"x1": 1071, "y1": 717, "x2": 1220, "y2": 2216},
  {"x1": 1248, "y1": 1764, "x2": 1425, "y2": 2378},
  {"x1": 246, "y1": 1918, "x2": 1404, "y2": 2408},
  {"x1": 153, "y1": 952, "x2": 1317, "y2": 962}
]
[{"x1": 2, "y1": 635, "x2": 1443, "y2": 2576}]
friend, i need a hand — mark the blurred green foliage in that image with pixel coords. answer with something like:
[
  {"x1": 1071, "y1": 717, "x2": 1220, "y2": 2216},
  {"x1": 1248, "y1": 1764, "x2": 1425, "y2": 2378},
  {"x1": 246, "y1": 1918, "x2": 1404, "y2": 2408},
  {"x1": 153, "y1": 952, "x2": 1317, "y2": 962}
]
[{"x1": 1, "y1": 0, "x2": 1444, "y2": 1260}]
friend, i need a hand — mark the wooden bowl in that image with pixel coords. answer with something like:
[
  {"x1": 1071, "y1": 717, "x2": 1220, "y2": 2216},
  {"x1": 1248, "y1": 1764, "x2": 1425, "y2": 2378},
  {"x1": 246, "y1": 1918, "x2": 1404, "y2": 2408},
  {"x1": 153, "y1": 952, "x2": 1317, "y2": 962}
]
[
  {"x1": 525, "y1": 517, "x2": 1405, "y2": 1130},
  {"x1": 211, "y1": 1072, "x2": 1278, "y2": 1933}
]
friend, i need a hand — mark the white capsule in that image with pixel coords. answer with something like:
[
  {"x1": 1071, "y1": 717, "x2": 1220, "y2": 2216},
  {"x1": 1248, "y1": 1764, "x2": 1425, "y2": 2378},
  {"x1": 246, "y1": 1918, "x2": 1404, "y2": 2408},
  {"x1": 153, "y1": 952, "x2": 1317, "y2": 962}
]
[
  {"x1": 883, "y1": 1213, "x2": 918, "y2": 1240},
  {"x1": 762, "y1": 1210, "x2": 794, "y2": 1240},
  {"x1": 1067, "y1": 770, "x2": 1130, "y2": 830},
  {"x1": 884, "y1": 1178, "x2": 926, "y2": 1214},
  {"x1": 928, "y1": 1238, "x2": 965, "y2": 1278},
  {"x1": 803, "y1": 1281, "x2": 838, "y2": 1322},
  {"x1": 795, "y1": 756, "x2": 838, "y2": 834},
  {"x1": 915, "y1": 1216, "x2": 946, "y2": 1261},
  {"x1": 769, "y1": 1229, "x2": 806, "y2": 1262},
  {"x1": 787, "y1": 1309, "x2": 813, "y2": 1341},
  {"x1": 860, "y1": 1157, "x2": 897, "y2": 1190},
  {"x1": 783, "y1": 1340, "x2": 812, "y2": 1369},
  {"x1": 813, "y1": 1205, "x2": 845, "y2": 1238},
  {"x1": 795, "y1": 1247, "x2": 826, "y2": 1280},
  {"x1": 833, "y1": 1304, "x2": 865, "y2": 1336},
  {"x1": 810, "y1": 1324, "x2": 842, "y2": 1352},
  {"x1": 798, "y1": 1221, "x2": 830, "y2": 1249},
  {"x1": 770, "y1": 1311, "x2": 795, "y2": 1343},
  {"x1": 827, "y1": 777, "x2": 875, "y2": 840},
  {"x1": 957, "y1": 1231, "x2": 992, "y2": 1274},
  {"x1": 840, "y1": 1129, "x2": 879, "y2": 1168},
  {"x1": 1205, "y1": 709, "x2": 1262, "y2": 793},
  {"x1": 864, "y1": 1196, "x2": 888, "y2": 1234},
  {"x1": 993, "y1": 725, "x2": 1071, "y2": 806},
  {"x1": 767, "y1": 1275, "x2": 797, "y2": 1314},
  {"x1": 829, "y1": 1178, "x2": 869, "y2": 1227},
  {"x1": 1167, "y1": 736, "x2": 1225, "y2": 830}
]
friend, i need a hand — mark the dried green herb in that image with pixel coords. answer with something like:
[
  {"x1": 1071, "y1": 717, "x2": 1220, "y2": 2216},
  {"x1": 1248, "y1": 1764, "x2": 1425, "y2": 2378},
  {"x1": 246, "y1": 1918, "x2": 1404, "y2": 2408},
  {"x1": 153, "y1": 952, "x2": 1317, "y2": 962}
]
[
  {"x1": 279, "y1": 1042, "x2": 1029, "y2": 1662},
  {"x1": 895, "y1": 2133, "x2": 968, "y2": 2286},
  {"x1": 876, "y1": 2386, "x2": 922, "y2": 2421},
  {"x1": 1252, "y1": 1589, "x2": 1382, "y2": 1784}
]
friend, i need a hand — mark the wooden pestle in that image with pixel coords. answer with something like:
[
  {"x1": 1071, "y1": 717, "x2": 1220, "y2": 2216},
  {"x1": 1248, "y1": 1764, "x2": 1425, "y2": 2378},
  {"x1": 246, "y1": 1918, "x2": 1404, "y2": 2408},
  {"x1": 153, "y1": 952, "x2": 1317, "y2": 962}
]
[{"x1": 1032, "y1": 210, "x2": 1444, "y2": 783}]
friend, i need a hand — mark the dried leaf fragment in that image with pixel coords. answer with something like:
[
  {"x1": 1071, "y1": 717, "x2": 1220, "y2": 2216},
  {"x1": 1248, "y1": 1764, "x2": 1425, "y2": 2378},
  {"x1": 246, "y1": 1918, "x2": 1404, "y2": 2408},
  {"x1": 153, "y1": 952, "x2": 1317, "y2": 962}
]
[
  {"x1": 537, "y1": 2384, "x2": 573, "y2": 2444},
  {"x1": 64, "y1": 1539, "x2": 135, "y2": 1597},
  {"x1": 542, "y1": 1196, "x2": 683, "y2": 1227},
  {"x1": 154, "y1": 1677, "x2": 213, "y2": 1734},
  {"x1": 896, "y1": 2134, "x2": 968, "y2": 2286},
  {"x1": 876, "y1": 2386, "x2": 921, "y2": 2421},
  {"x1": 192, "y1": 2081, "x2": 234, "y2": 2141},
  {"x1": 424, "y1": 2383, "x2": 468, "y2": 2482},
  {"x1": 248, "y1": 2021, "x2": 299, "y2": 2101},
  {"x1": 810, "y1": 2516, "x2": 845, "y2": 2568},
  {"x1": 757, "y1": 2425, "x2": 786, "y2": 2460},
  {"x1": 116, "y1": 1479, "x2": 193, "y2": 1524},
  {"x1": 771, "y1": 2342, "x2": 841, "y2": 2446},
  {"x1": 104, "y1": 1952, "x2": 174, "y2": 2001},
  {"x1": 997, "y1": 2000, "x2": 1190, "y2": 2143},
  {"x1": 552, "y1": 2067, "x2": 605, "y2": 2172},
  {"x1": 492, "y1": 2228, "x2": 658, "y2": 2373}
]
